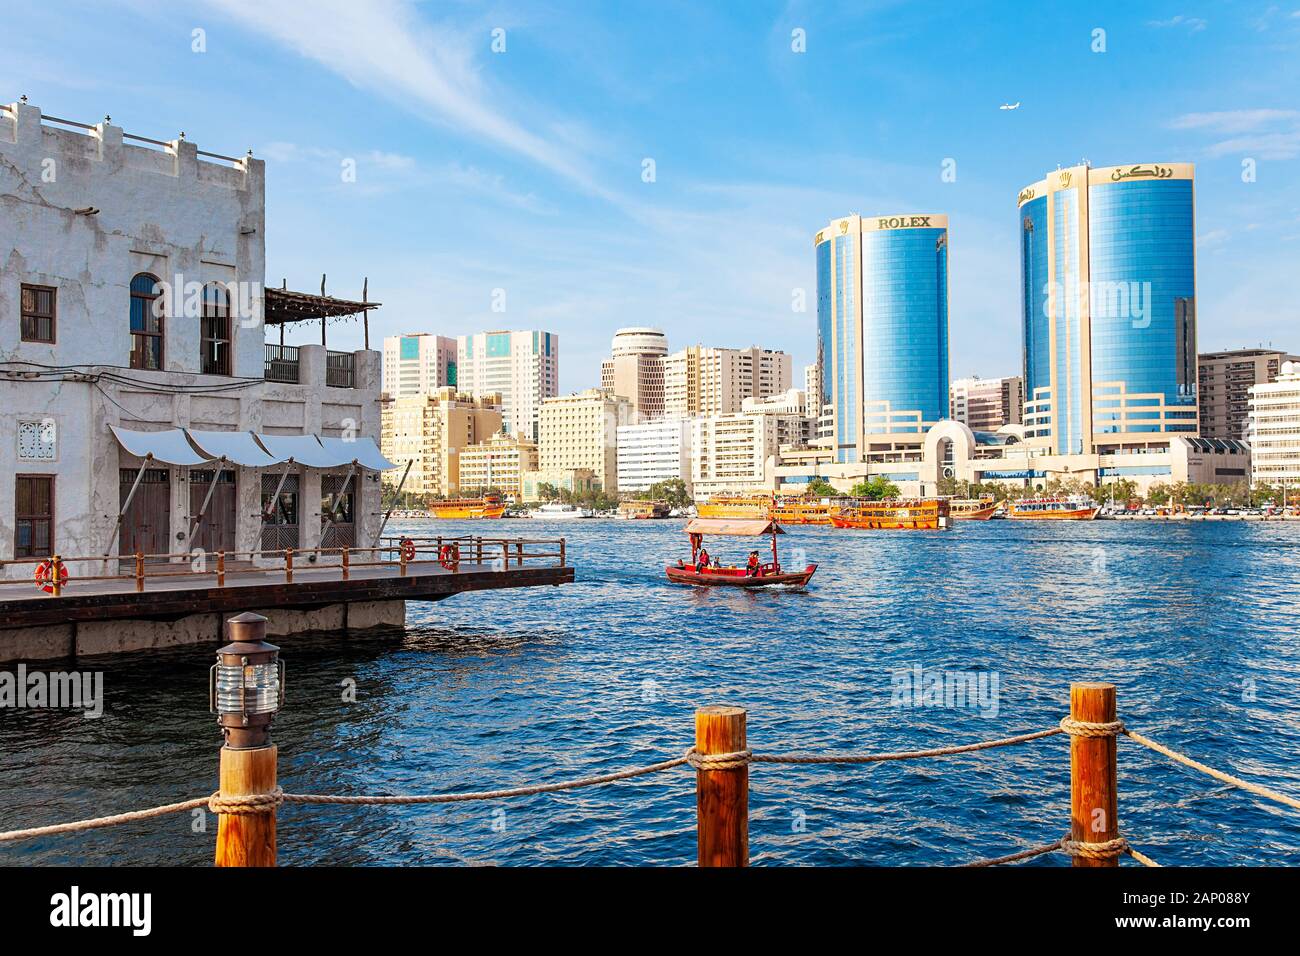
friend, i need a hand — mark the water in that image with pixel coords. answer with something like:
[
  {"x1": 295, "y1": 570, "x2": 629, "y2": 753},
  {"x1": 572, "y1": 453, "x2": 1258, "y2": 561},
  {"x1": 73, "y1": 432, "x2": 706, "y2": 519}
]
[{"x1": 3, "y1": 518, "x2": 1299, "y2": 866}]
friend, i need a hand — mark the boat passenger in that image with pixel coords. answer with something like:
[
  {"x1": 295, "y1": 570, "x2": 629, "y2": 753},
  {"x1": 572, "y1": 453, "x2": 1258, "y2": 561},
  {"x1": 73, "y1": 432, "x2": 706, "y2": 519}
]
[
  {"x1": 745, "y1": 551, "x2": 761, "y2": 577},
  {"x1": 696, "y1": 547, "x2": 711, "y2": 572}
]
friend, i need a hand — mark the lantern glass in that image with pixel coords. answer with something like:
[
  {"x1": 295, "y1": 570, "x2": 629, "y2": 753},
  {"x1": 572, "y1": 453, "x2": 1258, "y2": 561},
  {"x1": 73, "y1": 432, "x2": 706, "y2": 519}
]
[{"x1": 214, "y1": 661, "x2": 281, "y2": 716}]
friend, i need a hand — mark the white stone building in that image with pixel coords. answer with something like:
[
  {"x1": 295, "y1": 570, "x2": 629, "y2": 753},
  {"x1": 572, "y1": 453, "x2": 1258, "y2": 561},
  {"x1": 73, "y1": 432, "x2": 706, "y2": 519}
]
[
  {"x1": 691, "y1": 413, "x2": 780, "y2": 498},
  {"x1": 1, "y1": 101, "x2": 386, "y2": 575},
  {"x1": 616, "y1": 419, "x2": 692, "y2": 494},
  {"x1": 663, "y1": 345, "x2": 791, "y2": 418}
]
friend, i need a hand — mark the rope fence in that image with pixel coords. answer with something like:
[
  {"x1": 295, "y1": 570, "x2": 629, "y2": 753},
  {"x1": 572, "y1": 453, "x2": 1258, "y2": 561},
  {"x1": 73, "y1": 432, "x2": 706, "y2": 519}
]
[{"x1": 3, "y1": 695, "x2": 1296, "y2": 866}]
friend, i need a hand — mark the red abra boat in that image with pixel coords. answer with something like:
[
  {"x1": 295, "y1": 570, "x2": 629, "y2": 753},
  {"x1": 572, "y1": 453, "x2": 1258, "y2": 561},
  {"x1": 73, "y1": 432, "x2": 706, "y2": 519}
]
[{"x1": 665, "y1": 518, "x2": 817, "y2": 589}]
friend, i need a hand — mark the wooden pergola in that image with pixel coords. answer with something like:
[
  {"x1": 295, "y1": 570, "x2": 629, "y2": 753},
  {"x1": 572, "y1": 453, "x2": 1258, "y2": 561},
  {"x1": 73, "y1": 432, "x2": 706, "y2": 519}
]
[{"x1": 264, "y1": 276, "x2": 381, "y2": 349}]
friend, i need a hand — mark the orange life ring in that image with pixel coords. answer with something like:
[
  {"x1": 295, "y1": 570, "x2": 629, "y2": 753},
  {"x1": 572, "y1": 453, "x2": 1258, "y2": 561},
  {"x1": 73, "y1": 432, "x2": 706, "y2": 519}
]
[
  {"x1": 34, "y1": 560, "x2": 69, "y2": 594},
  {"x1": 438, "y1": 543, "x2": 459, "y2": 570},
  {"x1": 399, "y1": 538, "x2": 416, "y2": 562}
]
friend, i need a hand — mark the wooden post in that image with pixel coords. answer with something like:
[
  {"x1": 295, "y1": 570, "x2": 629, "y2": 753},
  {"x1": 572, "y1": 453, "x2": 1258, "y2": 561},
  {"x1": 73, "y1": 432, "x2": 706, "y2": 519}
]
[
  {"x1": 284, "y1": 548, "x2": 293, "y2": 584},
  {"x1": 559, "y1": 538, "x2": 566, "y2": 567},
  {"x1": 476, "y1": 536, "x2": 483, "y2": 565},
  {"x1": 1069, "y1": 682, "x2": 1119, "y2": 868},
  {"x1": 516, "y1": 541, "x2": 523, "y2": 567},
  {"x1": 400, "y1": 544, "x2": 408, "y2": 577},
  {"x1": 214, "y1": 613, "x2": 279, "y2": 868},
  {"x1": 695, "y1": 705, "x2": 748, "y2": 867},
  {"x1": 50, "y1": 554, "x2": 63, "y2": 597},
  {"x1": 502, "y1": 541, "x2": 509, "y2": 570},
  {"x1": 217, "y1": 551, "x2": 225, "y2": 587},
  {"x1": 135, "y1": 552, "x2": 144, "y2": 592},
  {"x1": 341, "y1": 546, "x2": 350, "y2": 580}
]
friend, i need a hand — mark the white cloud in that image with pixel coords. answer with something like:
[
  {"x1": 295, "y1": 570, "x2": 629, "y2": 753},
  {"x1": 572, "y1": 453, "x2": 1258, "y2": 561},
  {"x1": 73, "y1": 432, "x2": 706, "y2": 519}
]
[
  {"x1": 1148, "y1": 15, "x2": 1208, "y2": 31},
  {"x1": 1169, "y1": 110, "x2": 1300, "y2": 159},
  {"x1": 1169, "y1": 109, "x2": 1300, "y2": 133}
]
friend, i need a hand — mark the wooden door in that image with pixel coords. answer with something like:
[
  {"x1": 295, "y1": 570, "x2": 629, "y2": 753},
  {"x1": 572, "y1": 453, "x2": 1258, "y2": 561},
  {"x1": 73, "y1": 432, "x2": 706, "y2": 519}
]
[
  {"x1": 189, "y1": 469, "x2": 236, "y2": 554},
  {"x1": 119, "y1": 468, "x2": 171, "y2": 557}
]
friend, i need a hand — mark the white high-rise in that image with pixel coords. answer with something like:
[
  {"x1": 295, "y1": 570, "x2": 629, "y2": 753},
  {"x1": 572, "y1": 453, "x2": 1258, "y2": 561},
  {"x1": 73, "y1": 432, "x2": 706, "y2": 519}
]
[
  {"x1": 616, "y1": 419, "x2": 692, "y2": 493},
  {"x1": 457, "y1": 330, "x2": 559, "y2": 443},
  {"x1": 382, "y1": 333, "x2": 457, "y2": 397},
  {"x1": 1248, "y1": 361, "x2": 1300, "y2": 488},
  {"x1": 601, "y1": 327, "x2": 668, "y2": 422},
  {"x1": 663, "y1": 345, "x2": 791, "y2": 418}
]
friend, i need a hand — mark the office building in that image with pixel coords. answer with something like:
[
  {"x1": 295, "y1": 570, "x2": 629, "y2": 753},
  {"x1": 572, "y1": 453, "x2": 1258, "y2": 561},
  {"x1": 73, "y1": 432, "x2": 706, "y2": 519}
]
[
  {"x1": 458, "y1": 433, "x2": 539, "y2": 501},
  {"x1": 815, "y1": 214, "x2": 950, "y2": 464},
  {"x1": 691, "y1": 413, "x2": 780, "y2": 498},
  {"x1": 1248, "y1": 361, "x2": 1300, "y2": 488},
  {"x1": 456, "y1": 330, "x2": 559, "y2": 443},
  {"x1": 1199, "y1": 348, "x2": 1300, "y2": 440},
  {"x1": 380, "y1": 388, "x2": 502, "y2": 498},
  {"x1": 663, "y1": 345, "x2": 791, "y2": 418},
  {"x1": 537, "y1": 389, "x2": 633, "y2": 493},
  {"x1": 950, "y1": 376, "x2": 1024, "y2": 431},
  {"x1": 1018, "y1": 163, "x2": 1198, "y2": 455},
  {"x1": 616, "y1": 419, "x2": 692, "y2": 494},
  {"x1": 600, "y1": 327, "x2": 668, "y2": 422},
  {"x1": 382, "y1": 333, "x2": 457, "y2": 397}
]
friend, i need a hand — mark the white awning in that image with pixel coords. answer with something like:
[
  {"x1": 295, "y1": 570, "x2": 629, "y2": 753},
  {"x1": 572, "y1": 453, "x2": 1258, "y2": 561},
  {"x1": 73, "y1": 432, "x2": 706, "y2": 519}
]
[
  {"x1": 186, "y1": 429, "x2": 283, "y2": 467},
  {"x1": 318, "y1": 435, "x2": 396, "y2": 471},
  {"x1": 110, "y1": 426, "x2": 212, "y2": 466},
  {"x1": 252, "y1": 433, "x2": 340, "y2": 468}
]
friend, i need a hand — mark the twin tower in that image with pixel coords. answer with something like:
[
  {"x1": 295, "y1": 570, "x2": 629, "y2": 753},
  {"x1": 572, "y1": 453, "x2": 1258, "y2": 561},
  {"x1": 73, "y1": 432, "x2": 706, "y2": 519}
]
[{"x1": 815, "y1": 163, "x2": 1197, "y2": 466}]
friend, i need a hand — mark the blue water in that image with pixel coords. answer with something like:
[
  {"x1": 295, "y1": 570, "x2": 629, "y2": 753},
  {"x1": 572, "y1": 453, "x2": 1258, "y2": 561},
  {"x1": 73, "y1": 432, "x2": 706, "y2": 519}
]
[{"x1": 3, "y1": 518, "x2": 1299, "y2": 866}]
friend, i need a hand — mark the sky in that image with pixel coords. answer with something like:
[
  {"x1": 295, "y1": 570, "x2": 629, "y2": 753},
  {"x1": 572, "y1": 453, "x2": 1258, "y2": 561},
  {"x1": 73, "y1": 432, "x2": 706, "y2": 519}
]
[{"x1": 4, "y1": 0, "x2": 1299, "y2": 391}]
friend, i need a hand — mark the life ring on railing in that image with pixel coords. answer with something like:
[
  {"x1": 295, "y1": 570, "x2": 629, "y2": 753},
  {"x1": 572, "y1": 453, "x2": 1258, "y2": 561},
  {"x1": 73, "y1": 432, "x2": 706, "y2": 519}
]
[
  {"x1": 438, "y1": 543, "x2": 460, "y2": 570},
  {"x1": 399, "y1": 537, "x2": 416, "y2": 562},
  {"x1": 34, "y1": 560, "x2": 69, "y2": 594}
]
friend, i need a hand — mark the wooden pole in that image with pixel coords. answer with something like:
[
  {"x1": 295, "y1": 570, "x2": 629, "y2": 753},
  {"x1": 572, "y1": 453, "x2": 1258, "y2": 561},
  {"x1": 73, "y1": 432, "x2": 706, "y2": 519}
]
[
  {"x1": 215, "y1": 743, "x2": 278, "y2": 867},
  {"x1": 50, "y1": 554, "x2": 62, "y2": 597},
  {"x1": 341, "y1": 546, "x2": 350, "y2": 580},
  {"x1": 559, "y1": 538, "x2": 566, "y2": 567},
  {"x1": 217, "y1": 551, "x2": 225, "y2": 587},
  {"x1": 695, "y1": 705, "x2": 748, "y2": 867},
  {"x1": 1069, "y1": 682, "x2": 1119, "y2": 868},
  {"x1": 284, "y1": 548, "x2": 293, "y2": 584},
  {"x1": 135, "y1": 552, "x2": 144, "y2": 592}
]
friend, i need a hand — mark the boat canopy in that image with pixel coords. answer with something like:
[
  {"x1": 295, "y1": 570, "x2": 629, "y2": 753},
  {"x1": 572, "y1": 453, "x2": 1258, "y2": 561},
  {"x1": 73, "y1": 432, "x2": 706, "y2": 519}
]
[
  {"x1": 683, "y1": 518, "x2": 785, "y2": 537},
  {"x1": 109, "y1": 426, "x2": 211, "y2": 466}
]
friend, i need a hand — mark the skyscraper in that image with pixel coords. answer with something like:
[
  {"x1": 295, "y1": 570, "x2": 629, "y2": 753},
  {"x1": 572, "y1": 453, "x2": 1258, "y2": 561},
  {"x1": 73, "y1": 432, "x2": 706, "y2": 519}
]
[
  {"x1": 382, "y1": 333, "x2": 457, "y2": 397},
  {"x1": 456, "y1": 330, "x2": 559, "y2": 443},
  {"x1": 950, "y1": 376, "x2": 1024, "y2": 431},
  {"x1": 600, "y1": 327, "x2": 668, "y2": 422},
  {"x1": 1018, "y1": 164, "x2": 1198, "y2": 456},
  {"x1": 815, "y1": 214, "x2": 949, "y2": 464}
]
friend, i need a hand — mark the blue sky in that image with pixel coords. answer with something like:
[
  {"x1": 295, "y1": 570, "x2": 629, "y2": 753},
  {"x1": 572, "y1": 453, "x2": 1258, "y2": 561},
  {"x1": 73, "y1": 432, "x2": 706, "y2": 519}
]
[{"x1": 5, "y1": 1, "x2": 1299, "y2": 390}]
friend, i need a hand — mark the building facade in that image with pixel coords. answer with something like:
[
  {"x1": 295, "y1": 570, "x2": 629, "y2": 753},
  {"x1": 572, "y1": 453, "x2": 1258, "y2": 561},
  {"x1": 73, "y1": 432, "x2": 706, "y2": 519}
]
[
  {"x1": 691, "y1": 413, "x2": 780, "y2": 498},
  {"x1": 600, "y1": 327, "x2": 668, "y2": 422},
  {"x1": 458, "y1": 433, "x2": 539, "y2": 501},
  {"x1": 950, "y1": 376, "x2": 1024, "y2": 431},
  {"x1": 537, "y1": 389, "x2": 632, "y2": 493},
  {"x1": 663, "y1": 345, "x2": 791, "y2": 419},
  {"x1": 1198, "y1": 348, "x2": 1299, "y2": 440},
  {"x1": 815, "y1": 214, "x2": 950, "y2": 465},
  {"x1": 1, "y1": 100, "x2": 385, "y2": 575},
  {"x1": 1248, "y1": 361, "x2": 1300, "y2": 488},
  {"x1": 456, "y1": 330, "x2": 558, "y2": 443},
  {"x1": 382, "y1": 332, "x2": 457, "y2": 398},
  {"x1": 1018, "y1": 164, "x2": 1199, "y2": 456},
  {"x1": 616, "y1": 419, "x2": 692, "y2": 494},
  {"x1": 380, "y1": 389, "x2": 502, "y2": 498}
]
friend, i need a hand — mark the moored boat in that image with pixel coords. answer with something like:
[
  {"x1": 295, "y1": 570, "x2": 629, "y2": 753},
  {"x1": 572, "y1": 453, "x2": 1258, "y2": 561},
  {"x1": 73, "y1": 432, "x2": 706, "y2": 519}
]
[
  {"x1": 949, "y1": 496, "x2": 999, "y2": 520},
  {"x1": 829, "y1": 498, "x2": 951, "y2": 530},
  {"x1": 428, "y1": 493, "x2": 506, "y2": 519},
  {"x1": 695, "y1": 494, "x2": 771, "y2": 519},
  {"x1": 666, "y1": 517, "x2": 817, "y2": 589},
  {"x1": 617, "y1": 500, "x2": 671, "y2": 519},
  {"x1": 1007, "y1": 495, "x2": 1100, "y2": 520},
  {"x1": 528, "y1": 502, "x2": 595, "y2": 519}
]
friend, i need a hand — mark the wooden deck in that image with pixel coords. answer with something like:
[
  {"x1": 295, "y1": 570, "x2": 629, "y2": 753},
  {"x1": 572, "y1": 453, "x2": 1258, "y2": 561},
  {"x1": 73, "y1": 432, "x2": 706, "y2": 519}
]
[{"x1": 0, "y1": 559, "x2": 574, "y2": 628}]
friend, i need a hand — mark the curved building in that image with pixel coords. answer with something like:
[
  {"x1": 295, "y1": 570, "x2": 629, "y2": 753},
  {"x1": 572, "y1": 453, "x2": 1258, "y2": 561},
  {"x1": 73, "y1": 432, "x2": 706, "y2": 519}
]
[
  {"x1": 815, "y1": 214, "x2": 949, "y2": 464},
  {"x1": 1018, "y1": 164, "x2": 1198, "y2": 456},
  {"x1": 601, "y1": 327, "x2": 668, "y2": 422}
]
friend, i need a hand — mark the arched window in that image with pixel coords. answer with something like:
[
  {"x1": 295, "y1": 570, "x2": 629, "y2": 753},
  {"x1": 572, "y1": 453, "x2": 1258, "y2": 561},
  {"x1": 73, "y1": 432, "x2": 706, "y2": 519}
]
[
  {"x1": 201, "y1": 282, "x2": 232, "y2": 375},
  {"x1": 129, "y1": 273, "x2": 164, "y2": 370}
]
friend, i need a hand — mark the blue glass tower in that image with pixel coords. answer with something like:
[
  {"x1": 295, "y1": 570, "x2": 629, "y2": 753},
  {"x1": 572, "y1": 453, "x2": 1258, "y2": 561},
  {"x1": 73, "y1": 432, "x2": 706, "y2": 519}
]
[
  {"x1": 1019, "y1": 164, "x2": 1198, "y2": 456},
  {"x1": 814, "y1": 214, "x2": 950, "y2": 464}
]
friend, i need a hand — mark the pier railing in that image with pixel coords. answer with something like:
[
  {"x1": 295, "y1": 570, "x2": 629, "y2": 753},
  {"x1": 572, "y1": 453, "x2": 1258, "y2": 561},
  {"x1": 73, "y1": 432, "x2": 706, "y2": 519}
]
[
  {"x1": 0, "y1": 536, "x2": 567, "y2": 596},
  {"x1": 2, "y1": 644, "x2": 1296, "y2": 866}
]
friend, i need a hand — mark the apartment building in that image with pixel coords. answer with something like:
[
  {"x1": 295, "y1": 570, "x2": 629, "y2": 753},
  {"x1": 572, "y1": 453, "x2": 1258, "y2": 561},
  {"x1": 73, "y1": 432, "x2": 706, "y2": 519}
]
[
  {"x1": 537, "y1": 389, "x2": 633, "y2": 492},
  {"x1": 1199, "y1": 348, "x2": 1300, "y2": 440},
  {"x1": 382, "y1": 332, "x2": 457, "y2": 397},
  {"x1": 380, "y1": 388, "x2": 502, "y2": 498},
  {"x1": 663, "y1": 345, "x2": 791, "y2": 418}
]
